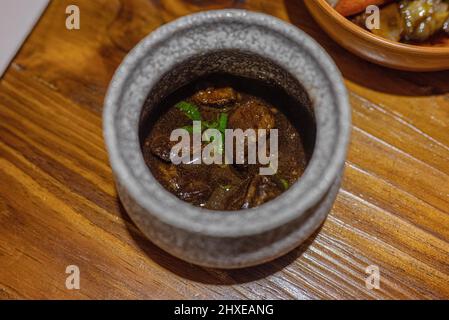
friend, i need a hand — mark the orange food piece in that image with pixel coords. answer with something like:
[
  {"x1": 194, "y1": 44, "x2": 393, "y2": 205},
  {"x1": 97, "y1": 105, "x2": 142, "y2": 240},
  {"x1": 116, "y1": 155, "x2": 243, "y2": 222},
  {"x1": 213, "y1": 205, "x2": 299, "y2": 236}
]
[{"x1": 335, "y1": 0, "x2": 393, "y2": 17}]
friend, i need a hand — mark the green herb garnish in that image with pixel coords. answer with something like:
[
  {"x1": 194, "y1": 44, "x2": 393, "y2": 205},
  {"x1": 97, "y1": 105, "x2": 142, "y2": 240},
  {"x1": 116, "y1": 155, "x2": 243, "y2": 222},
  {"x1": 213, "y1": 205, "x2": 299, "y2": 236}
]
[
  {"x1": 279, "y1": 178, "x2": 289, "y2": 190},
  {"x1": 220, "y1": 184, "x2": 232, "y2": 191},
  {"x1": 182, "y1": 125, "x2": 193, "y2": 133},
  {"x1": 176, "y1": 103, "x2": 229, "y2": 154},
  {"x1": 203, "y1": 120, "x2": 217, "y2": 130},
  {"x1": 175, "y1": 101, "x2": 201, "y2": 121},
  {"x1": 202, "y1": 113, "x2": 228, "y2": 132},
  {"x1": 217, "y1": 113, "x2": 228, "y2": 133}
]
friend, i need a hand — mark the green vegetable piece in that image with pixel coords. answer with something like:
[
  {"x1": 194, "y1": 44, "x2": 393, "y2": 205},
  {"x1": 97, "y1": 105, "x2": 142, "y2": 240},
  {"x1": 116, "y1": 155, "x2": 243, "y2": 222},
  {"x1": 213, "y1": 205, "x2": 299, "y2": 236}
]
[
  {"x1": 279, "y1": 178, "x2": 289, "y2": 190},
  {"x1": 217, "y1": 113, "x2": 228, "y2": 154},
  {"x1": 203, "y1": 120, "x2": 218, "y2": 130},
  {"x1": 219, "y1": 184, "x2": 232, "y2": 191},
  {"x1": 175, "y1": 101, "x2": 201, "y2": 121},
  {"x1": 217, "y1": 113, "x2": 228, "y2": 133},
  {"x1": 182, "y1": 125, "x2": 193, "y2": 133}
]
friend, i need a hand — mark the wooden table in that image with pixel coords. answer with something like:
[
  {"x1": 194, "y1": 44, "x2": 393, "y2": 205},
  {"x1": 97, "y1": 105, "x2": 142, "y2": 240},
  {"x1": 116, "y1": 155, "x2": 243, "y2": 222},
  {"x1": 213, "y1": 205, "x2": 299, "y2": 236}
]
[{"x1": 1, "y1": 0, "x2": 448, "y2": 300}]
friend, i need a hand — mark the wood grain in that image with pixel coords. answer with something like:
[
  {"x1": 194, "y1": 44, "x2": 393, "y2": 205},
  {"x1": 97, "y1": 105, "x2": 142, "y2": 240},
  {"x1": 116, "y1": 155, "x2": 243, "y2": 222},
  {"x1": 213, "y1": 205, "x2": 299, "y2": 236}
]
[{"x1": 0, "y1": 0, "x2": 448, "y2": 299}]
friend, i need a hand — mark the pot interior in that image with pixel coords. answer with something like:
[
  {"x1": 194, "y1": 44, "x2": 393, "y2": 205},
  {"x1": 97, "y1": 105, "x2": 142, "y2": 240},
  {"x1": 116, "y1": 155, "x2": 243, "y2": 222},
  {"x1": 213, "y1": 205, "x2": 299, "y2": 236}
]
[
  {"x1": 138, "y1": 49, "x2": 317, "y2": 210},
  {"x1": 139, "y1": 50, "x2": 315, "y2": 132}
]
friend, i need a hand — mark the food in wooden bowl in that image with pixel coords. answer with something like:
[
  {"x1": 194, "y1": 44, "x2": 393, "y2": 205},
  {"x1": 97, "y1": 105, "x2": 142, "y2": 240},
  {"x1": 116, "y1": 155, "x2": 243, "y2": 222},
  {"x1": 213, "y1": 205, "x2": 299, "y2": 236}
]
[
  {"x1": 305, "y1": 0, "x2": 449, "y2": 71},
  {"x1": 336, "y1": 0, "x2": 449, "y2": 45}
]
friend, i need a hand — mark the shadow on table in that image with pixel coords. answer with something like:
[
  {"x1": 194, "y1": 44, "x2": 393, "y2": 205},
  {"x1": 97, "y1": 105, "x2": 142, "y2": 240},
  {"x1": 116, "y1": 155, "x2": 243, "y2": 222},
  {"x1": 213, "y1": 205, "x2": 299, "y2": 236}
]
[
  {"x1": 118, "y1": 200, "x2": 321, "y2": 285},
  {"x1": 283, "y1": 0, "x2": 449, "y2": 97}
]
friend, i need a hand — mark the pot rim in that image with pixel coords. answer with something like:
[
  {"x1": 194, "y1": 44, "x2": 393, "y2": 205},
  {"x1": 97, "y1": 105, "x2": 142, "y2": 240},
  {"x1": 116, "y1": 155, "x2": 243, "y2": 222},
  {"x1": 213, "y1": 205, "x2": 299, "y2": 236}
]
[{"x1": 103, "y1": 9, "x2": 351, "y2": 237}]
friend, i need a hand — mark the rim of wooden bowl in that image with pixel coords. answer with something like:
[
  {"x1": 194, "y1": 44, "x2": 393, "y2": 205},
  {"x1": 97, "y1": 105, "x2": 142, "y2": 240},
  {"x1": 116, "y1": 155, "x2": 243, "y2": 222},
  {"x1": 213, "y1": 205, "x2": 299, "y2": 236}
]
[{"x1": 314, "y1": 0, "x2": 449, "y2": 56}]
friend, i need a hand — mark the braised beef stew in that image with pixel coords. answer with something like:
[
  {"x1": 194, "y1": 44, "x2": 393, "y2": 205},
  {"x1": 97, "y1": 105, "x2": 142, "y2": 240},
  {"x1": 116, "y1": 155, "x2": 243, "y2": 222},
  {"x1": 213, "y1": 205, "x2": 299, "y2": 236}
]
[{"x1": 141, "y1": 75, "x2": 315, "y2": 210}]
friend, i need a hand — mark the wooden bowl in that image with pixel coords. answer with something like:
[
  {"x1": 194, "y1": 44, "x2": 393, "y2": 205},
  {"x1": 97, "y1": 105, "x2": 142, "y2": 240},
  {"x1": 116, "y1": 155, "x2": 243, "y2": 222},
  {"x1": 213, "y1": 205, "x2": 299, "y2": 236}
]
[{"x1": 304, "y1": 0, "x2": 449, "y2": 71}]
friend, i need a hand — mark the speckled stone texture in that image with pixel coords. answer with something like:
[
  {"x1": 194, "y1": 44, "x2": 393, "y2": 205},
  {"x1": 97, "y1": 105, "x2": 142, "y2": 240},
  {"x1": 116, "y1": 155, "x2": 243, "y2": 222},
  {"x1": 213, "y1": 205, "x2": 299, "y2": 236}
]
[{"x1": 103, "y1": 9, "x2": 351, "y2": 268}]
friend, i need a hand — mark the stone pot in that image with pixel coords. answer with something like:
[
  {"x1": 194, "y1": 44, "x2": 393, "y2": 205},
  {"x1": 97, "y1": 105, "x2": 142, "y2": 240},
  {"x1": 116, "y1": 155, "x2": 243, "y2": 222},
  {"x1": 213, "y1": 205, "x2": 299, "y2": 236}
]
[{"x1": 103, "y1": 9, "x2": 351, "y2": 269}]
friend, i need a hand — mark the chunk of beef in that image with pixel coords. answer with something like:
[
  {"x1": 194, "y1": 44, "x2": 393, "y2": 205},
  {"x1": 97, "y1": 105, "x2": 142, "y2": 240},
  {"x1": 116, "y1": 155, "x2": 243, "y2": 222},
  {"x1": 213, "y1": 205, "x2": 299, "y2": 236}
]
[
  {"x1": 178, "y1": 180, "x2": 212, "y2": 206},
  {"x1": 148, "y1": 134, "x2": 177, "y2": 162},
  {"x1": 192, "y1": 87, "x2": 239, "y2": 107},
  {"x1": 206, "y1": 186, "x2": 232, "y2": 211},
  {"x1": 226, "y1": 179, "x2": 252, "y2": 210},
  {"x1": 210, "y1": 165, "x2": 244, "y2": 186},
  {"x1": 155, "y1": 162, "x2": 182, "y2": 192},
  {"x1": 242, "y1": 175, "x2": 283, "y2": 208},
  {"x1": 156, "y1": 162, "x2": 212, "y2": 205},
  {"x1": 228, "y1": 99, "x2": 275, "y2": 131},
  {"x1": 205, "y1": 179, "x2": 250, "y2": 211},
  {"x1": 203, "y1": 165, "x2": 247, "y2": 210}
]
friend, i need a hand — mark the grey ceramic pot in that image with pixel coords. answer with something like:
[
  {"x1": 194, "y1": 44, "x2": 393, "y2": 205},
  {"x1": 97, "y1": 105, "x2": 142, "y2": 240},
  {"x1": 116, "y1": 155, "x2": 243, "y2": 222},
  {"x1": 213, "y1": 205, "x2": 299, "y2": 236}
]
[{"x1": 103, "y1": 9, "x2": 351, "y2": 269}]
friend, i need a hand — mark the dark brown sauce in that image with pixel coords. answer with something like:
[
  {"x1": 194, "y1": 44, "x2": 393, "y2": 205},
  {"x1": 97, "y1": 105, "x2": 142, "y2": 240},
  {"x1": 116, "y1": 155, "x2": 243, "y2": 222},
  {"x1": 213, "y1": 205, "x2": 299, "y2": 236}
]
[{"x1": 141, "y1": 74, "x2": 316, "y2": 210}]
